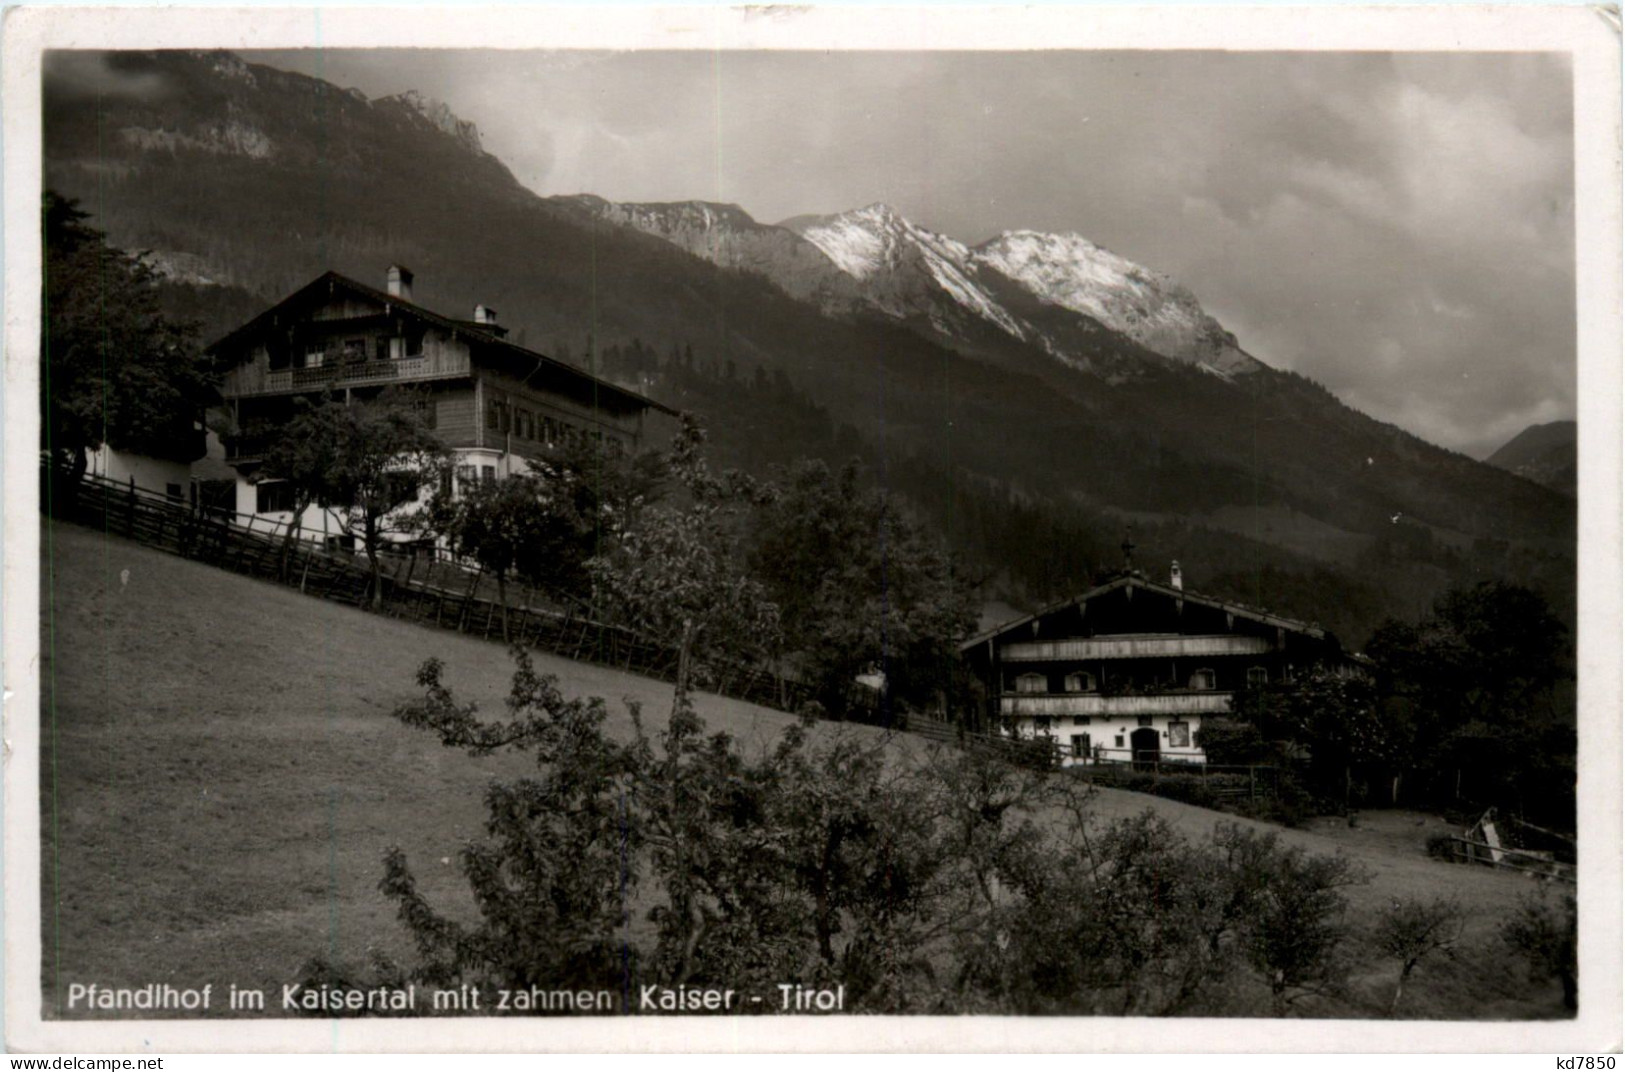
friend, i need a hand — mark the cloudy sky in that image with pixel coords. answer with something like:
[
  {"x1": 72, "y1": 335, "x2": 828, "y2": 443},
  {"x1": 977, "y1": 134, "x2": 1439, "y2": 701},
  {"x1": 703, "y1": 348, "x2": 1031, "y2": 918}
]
[{"x1": 252, "y1": 49, "x2": 1575, "y2": 458}]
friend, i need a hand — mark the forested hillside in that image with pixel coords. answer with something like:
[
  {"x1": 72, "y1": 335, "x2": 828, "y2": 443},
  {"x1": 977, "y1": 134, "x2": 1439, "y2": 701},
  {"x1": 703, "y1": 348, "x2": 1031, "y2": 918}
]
[{"x1": 42, "y1": 49, "x2": 1576, "y2": 645}]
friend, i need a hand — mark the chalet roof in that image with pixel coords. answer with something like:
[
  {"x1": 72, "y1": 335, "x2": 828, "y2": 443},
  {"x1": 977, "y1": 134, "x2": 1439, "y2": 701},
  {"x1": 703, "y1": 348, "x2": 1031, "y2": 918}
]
[
  {"x1": 206, "y1": 271, "x2": 677, "y2": 416},
  {"x1": 960, "y1": 572, "x2": 1331, "y2": 652}
]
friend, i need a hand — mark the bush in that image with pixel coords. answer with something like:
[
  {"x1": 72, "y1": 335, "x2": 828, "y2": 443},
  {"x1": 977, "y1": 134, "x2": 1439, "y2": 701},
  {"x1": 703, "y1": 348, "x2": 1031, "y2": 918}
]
[
  {"x1": 1193, "y1": 717, "x2": 1269, "y2": 765},
  {"x1": 1500, "y1": 889, "x2": 1577, "y2": 1011},
  {"x1": 370, "y1": 647, "x2": 1372, "y2": 1016},
  {"x1": 1425, "y1": 832, "x2": 1457, "y2": 861}
]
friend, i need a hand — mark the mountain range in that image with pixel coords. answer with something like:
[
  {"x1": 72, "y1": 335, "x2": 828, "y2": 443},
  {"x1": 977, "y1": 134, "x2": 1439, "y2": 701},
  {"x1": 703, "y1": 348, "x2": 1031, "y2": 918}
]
[
  {"x1": 567, "y1": 196, "x2": 1260, "y2": 381},
  {"x1": 41, "y1": 49, "x2": 1576, "y2": 643}
]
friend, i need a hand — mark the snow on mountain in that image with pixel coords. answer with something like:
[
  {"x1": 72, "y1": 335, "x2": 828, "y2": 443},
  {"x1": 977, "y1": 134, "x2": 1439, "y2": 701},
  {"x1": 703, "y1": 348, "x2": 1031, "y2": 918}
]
[
  {"x1": 974, "y1": 230, "x2": 1256, "y2": 373},
  {"x1": 788, "y1": 204, "x2": 1025, "y2": 338},
  {"x1": 572, "y1": 193, "x2": 1260, "y2": 379}
]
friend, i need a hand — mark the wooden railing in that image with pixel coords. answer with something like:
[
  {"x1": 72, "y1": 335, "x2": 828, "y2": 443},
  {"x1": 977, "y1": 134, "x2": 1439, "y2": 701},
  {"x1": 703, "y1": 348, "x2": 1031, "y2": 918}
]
[
  {"x1": 1002, "y1": 692, "x2": 1234, "y2": 716},
  {"x1": 41, "y1": 467, "x2": 800, "y2": 711},
  {"x1": 1443, "y1": 836, "x2": 1576, "y2": 883},
  {"x1": 42, "y1": 465, "x2": 1077, "y2": 773},
  {"x1": 1000, "y1": 635, "x2": 1272, "y2": 661},
  {"x1": 229, "y1": 352, "x2": 472, "y2": 396}
]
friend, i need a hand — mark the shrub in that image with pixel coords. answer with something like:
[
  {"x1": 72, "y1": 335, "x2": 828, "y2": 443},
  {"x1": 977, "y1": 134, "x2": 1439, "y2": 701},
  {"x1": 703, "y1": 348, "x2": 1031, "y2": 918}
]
[
  {"x1": 1243, "y1": 843, "x2": 1367, "y2": 1016},
  {"x1": 1374, "y1": 896, "x2": 1465, "y2": 1015},
  {"x1": 1425, "y1": 832, "x2": 1457, "y2": 861},
  {"x1": 1500, "y1": 889, "x2": 1577, "y2": 1011},
  {"x1": 371, "y1": 647, "x2": 1373, "y2": 1016}
]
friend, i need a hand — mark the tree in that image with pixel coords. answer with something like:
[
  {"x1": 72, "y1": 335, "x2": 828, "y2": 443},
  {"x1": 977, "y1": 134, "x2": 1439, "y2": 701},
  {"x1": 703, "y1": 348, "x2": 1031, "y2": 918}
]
[
  {"x1": 1233, "y1": 668, "x2": 1402, "y2": 812},
  {"x1": 255, "y1": 390, "x2": 348, "y2": 578},
  {"x1": 1242, "y1": 843, "x2": 1364, "y2": 1016},
  {"x1": 589, "y1": 416, "x2": 780, "y2": 711},
  {"x1": 748, "y1": 459, "x2": 979, "y2": 719},
  {"x1": 41, "y1": 192, "x2": 216, "y2": 485},
  {"x1": 1367, "y1": 581, "x2": 1572, "y2": 820},
  {"x1": 519, "y1": 433, "x2": 668, "y2": 604},
  {"x1": 304, "y1": 391, "x2": 447, "y2": 609},
  {"x1": 1373, "y1": 896, "x2": 1464, "y2": 1016},
  {"x1": 382, "y1": 648, "x2": 646, "y2": 990},
  {"x1": 442, "y1": 474, "x2": 566, "y2": 642},
  {"x1": 367, "y1": 642, "x2": 1375, "y2": 1015}
]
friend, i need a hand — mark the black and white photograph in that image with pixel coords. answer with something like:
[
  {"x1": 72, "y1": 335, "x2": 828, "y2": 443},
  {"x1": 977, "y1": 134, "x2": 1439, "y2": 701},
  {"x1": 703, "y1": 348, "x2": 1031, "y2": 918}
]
[{"x1": 4, "y1": 4, "x2": 1620, "y2": 1054}]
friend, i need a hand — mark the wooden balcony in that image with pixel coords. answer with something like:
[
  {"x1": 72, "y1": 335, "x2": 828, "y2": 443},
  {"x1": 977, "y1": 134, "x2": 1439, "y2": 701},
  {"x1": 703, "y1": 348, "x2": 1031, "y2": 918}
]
[
  {"x1": 223, "y1": 351, "x2": 471, "y2": 397},
  {"x1": 1000, "y1": 691, "x2": 1234, "y2": 717},
  {"x1": 999, "y1": 634, "x2": 1272, "y2": 661}
]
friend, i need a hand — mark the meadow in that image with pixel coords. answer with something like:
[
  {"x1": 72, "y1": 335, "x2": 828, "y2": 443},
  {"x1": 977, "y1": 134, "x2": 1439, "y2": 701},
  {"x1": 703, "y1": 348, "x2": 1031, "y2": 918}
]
[{"x1": 39, "y1": 519, "x2": 1566, "y2": 1019}]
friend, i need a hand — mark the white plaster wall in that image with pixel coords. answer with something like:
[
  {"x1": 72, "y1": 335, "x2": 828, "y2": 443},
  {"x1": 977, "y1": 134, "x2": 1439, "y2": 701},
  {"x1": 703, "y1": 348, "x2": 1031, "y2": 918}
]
[{"x1": 86, "y1": 446, "x2": 193, "y2": 498}]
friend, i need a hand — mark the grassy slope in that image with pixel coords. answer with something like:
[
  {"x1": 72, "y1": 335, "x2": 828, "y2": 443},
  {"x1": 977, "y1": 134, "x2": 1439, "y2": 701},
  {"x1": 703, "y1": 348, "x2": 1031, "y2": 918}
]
[{"x1": 40, "y1": 519, "x2": 1564, "y2": 1019}]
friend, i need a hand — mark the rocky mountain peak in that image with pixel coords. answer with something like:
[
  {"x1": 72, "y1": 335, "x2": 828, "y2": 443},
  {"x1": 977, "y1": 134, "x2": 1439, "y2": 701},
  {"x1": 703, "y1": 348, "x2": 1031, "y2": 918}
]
[{"x1": 376, "y1": 89, "x2": 484, "y2": 154}]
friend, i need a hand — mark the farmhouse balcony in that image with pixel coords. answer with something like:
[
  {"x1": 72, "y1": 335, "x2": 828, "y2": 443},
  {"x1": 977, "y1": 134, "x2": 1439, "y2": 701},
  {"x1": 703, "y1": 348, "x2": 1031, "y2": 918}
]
[
  {"x1": 1000, "y1": 691, "x2": 1235, "y2": 717},
  {"x1": 998, "y1": 634, "x2": 1272, "y2": 661},
  {"x1": 222, "y1": 351, "x2": 472, "y2": 397}
]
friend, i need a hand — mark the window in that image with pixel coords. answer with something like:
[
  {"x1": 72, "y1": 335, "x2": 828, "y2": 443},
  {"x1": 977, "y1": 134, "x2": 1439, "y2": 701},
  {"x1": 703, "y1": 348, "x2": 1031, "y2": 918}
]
[
  {"x1": 1247, "y1": 666, "x2": 1269, "y2": 687},
  {"x1": 165, "y1": 483, "x2": 183, "y2": 503},
  {"x1": 304, "y1": 347, "x2": 326, "y2": 369},
  {"x1": 375, "y1": 336, "x2": 391, "y2": 363},
  {"x1": 1064, "y1": 672, "x2": 1095, "y2": 692},
  {"x1": 1033, "y1": 716, "x2": 1052, "y2": 733},
  {"x1": 1114, "y1": 734, "x2": 1125, "y2": 748},
  {"x1": 481, "y1": 465, "x2": 496, "y2": 486},
  {"x1": 438, "y1": 468, "x2": 453, "y2": 501},
  {"x1": 1190, "y1": 668, "x2": 1216, "y2": 690},
  {"x1": 343, "y1": 338, "x2": 367, "y2": 363},
  {"x1": 517, "y1": 409, "x2": 533, "y2": 440},
  {"x1": 456, "y1": 465, "x2": 476, "y2": 497},
  {"x1": 1070, "y1": 733, "x2": 1091, "y2": 758},
  {"x1": 485, "y1": 404, "x2": 499, "y2": 431},
  {"x1": 405, "y1": 325, "x2": 426, "y2": 357},
  {"x1": 1014, "y1": 672, "x2": 1047, "y2": 694},
  {"x1": 1072, "y1": 715, "x2": 1091, "y2": 726},
  {"x1": 498, "y1": 403, "x2": 511, "y2": 435},
  {"x1": 382, "y1": 470, "x2": 422, "y2": 505},
  {"x1": 1168, "y1": 721, "x2": 1191, "y2": 748},
  {"x1": 1136, "y1": 715, "x2": 1154, "y2": 728},
  {"x1": 256, "y1": 481, "x2": 297, "y2": 514},
  {"x1": 412, "y1": 398, "x2": 437, "y2": 430}
]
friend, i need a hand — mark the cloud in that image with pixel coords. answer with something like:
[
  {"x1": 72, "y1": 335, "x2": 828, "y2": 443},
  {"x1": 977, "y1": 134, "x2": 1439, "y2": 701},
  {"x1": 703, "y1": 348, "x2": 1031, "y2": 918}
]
[{"x1": 43, "y1": 51, "x2": 170, "y2": 101}]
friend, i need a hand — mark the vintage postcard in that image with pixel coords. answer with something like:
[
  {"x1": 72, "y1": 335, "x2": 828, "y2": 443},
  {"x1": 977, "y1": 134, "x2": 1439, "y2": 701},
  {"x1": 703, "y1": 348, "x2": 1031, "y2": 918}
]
[{"x1": 3, "y1": 4, "x2": 1620, "y2": 1054}]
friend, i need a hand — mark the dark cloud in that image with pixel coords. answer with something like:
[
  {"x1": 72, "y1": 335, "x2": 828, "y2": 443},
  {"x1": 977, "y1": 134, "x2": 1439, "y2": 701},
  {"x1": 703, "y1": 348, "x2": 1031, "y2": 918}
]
[
  {"x1": 43, "y1": 51, "x2": 170, "y2": 101},
  {"x1": 244, "y1": 48, "x2": 1574, "y2": 457}
]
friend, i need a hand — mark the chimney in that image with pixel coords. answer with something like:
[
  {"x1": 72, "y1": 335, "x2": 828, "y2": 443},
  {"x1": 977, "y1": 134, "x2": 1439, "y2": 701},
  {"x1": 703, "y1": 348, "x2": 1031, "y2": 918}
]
[
  {"x1": 386, "y1": 265, "x2": 414, "y2": 301},
  {"x1": 1170, "y1": 560, "x2": 1183, "y2": 590},
  {"x1": 474, "y1": 304, "x2": 497, "y2": 326}
]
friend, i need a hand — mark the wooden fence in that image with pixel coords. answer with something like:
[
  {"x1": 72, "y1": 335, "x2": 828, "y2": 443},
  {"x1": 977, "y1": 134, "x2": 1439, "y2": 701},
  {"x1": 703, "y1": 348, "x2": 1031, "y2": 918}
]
[
  {"x1": 902, "y1": 715, "x2": 1060, "y2": 771},
  {"x1": 41, "y1": 466, "x2": 1100, "y2": 774},
  {"x1": 1064, "y1": 754, "x2": 1281, "y2": 803},
  {"x1": 1443, "y1": 836, "x2": 1576, "y2": 884},
  {"x1": 42, "y1": 468, "x2": 802, "y2": 710}
]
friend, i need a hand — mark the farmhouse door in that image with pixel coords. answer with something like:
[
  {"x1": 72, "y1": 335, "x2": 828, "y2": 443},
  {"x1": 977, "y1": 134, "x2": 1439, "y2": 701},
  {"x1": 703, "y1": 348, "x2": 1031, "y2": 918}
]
[{"x1": 1131, "y1": 727, "x2": 1160, "y2": 768}]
